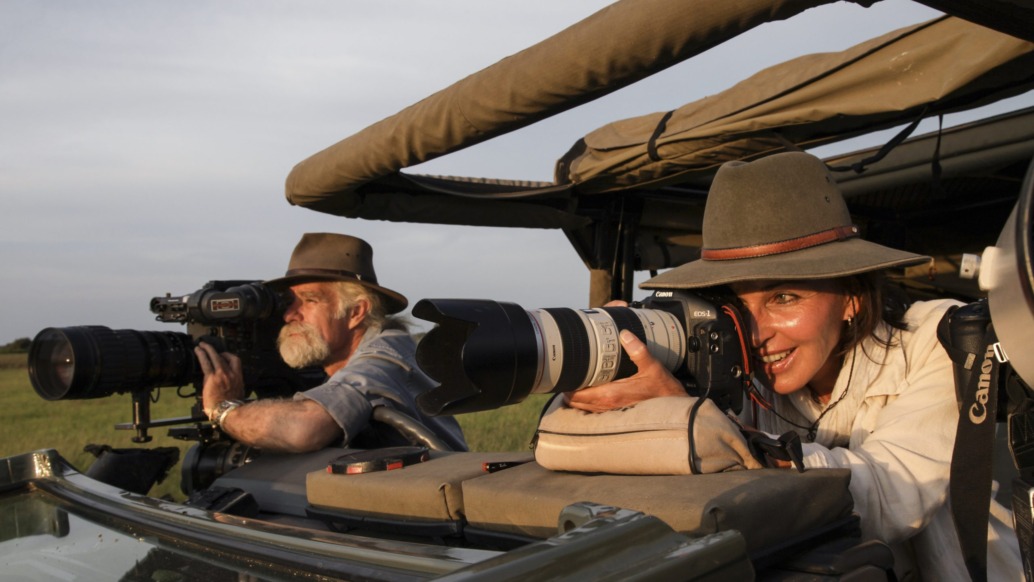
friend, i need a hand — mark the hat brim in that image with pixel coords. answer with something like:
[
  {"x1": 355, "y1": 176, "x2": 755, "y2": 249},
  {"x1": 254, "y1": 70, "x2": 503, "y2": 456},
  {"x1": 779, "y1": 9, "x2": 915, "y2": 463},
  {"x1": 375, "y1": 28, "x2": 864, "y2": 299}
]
[
  {"x1": 641, "y1": 238, "x2": 930, "y2": 290},
  {"x1": 264, "y1": 273, "x2": 409, "y2": 314}
]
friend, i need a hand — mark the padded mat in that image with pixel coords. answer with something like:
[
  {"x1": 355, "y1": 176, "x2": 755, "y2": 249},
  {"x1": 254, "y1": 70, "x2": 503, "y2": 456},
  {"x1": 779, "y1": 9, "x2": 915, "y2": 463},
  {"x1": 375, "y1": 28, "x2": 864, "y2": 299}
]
[
  {"x1": 307, "y1": 451, "x2": 534, "y2": 522},
  {"x1": 307, "y1": 451, "x2": 853, "y2": 554},
  {"x1": 461, "y1": 462, "x2": 853, "y2": 552}
]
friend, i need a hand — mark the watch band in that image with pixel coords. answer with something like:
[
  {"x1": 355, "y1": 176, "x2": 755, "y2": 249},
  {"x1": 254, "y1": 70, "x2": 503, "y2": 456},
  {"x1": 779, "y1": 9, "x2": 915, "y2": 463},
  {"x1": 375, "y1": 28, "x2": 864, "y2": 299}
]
[{"x1": 211, "y1": 399, "x2": 245, "y2": 429}]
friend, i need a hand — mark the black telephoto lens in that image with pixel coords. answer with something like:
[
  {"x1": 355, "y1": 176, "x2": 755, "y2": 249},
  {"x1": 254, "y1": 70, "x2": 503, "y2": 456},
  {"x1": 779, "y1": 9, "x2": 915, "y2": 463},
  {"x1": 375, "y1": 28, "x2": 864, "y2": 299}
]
[
  {"x1": 412, "y1": 300, "x2": 539, "y2": 415},
  {"x1": 28, "y1": 326, "x2": 197, "y2": 401}
]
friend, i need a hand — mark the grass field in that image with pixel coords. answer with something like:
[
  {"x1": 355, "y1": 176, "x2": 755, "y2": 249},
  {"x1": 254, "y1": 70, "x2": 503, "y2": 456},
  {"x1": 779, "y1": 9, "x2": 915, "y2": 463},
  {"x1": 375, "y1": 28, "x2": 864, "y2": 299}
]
[{"x1": 0, "y1": 352, "x2": 548, "y2": 500}]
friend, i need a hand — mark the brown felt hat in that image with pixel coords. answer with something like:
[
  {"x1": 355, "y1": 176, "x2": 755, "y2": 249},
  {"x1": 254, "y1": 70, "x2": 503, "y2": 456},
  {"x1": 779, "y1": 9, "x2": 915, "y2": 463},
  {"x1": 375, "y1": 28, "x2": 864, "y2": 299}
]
[
  {"x1": 643, "y1": 152, "x2": 930, "y2": 290},
  {"x1": 265, "y1": 233, "x2": 408, "y2": 313}
]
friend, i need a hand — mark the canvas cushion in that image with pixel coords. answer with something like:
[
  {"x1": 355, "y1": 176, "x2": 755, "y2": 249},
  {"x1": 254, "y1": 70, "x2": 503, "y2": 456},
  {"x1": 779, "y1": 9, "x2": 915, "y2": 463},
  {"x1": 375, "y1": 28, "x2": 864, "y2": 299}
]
[
  {"x1": 306, "y1": 451, "x2": 853, "y2": 555},
  {"x1": 461, "y1": 461, "x2": 853, "y2": 552},
  {"x1": 535, "y1": 396, "x2": 763, "y2": 474},
  {"x1": 306, "y1": 451, "x2": 534, "y2": 522}
]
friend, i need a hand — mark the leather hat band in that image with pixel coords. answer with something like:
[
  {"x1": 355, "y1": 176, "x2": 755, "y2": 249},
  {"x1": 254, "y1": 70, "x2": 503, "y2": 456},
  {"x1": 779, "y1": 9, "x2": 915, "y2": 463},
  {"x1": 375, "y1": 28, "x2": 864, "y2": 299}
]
[
  {"x1": 701, "y1": 225, "x2": 859, "y2": 261},
  {"x1": 283, "y1": 267, "x2": 377, "y2": 284}
]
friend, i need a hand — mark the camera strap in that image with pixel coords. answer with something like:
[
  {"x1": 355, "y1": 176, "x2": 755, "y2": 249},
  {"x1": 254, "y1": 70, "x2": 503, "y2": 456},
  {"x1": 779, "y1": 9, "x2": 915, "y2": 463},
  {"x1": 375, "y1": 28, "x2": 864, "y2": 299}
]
[
  {"x1": 939, "y1": 302, "x2": 1001, "y2": 582},
  {"x1": 949, "y1": 330, "x2": 1000, "y2": 582},
  {"x1": 740, "y1": 426, "x2": 806, "y2": 472}
]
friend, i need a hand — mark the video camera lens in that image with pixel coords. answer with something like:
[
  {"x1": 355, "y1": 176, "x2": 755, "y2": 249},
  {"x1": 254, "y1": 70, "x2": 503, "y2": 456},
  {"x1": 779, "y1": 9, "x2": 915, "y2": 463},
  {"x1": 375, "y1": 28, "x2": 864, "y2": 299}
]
[{"x1": 28, "y1": 326, "x2": 197, "y2": 400}]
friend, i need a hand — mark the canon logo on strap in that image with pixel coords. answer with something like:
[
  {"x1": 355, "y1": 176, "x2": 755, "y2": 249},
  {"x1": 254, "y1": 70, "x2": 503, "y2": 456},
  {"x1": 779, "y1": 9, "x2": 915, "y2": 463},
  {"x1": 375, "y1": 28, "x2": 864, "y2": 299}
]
[{"x1": 968, "y1": 344, "x2": 997, "y2": 424}]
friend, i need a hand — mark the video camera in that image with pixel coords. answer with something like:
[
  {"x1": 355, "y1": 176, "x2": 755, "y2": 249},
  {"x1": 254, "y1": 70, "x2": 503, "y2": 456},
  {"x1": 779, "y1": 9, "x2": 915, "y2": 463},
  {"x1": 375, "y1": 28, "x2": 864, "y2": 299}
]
[
  {"x1": 411, "y1": 290, "x2": 752, "y2": 416},
  {"x1": 26, "y1": 280, "x2": 324, "y2": 493},
  {"x1": 28, "y1": 280, "x2": 317, "y2": 405}
]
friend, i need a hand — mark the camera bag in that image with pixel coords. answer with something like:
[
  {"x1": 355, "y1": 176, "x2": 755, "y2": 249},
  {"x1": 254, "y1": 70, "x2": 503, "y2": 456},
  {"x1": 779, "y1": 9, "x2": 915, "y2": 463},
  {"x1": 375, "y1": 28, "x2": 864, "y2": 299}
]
[{"x1": 534, "y1": 395, "x2": 763, "y2": 475}]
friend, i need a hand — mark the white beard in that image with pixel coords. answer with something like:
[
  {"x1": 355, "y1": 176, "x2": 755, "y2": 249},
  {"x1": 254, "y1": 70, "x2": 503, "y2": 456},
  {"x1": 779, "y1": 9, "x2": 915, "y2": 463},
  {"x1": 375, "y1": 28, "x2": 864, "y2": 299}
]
[{"x1": 277, "y1": 322, "x2": 330, "y2": 369}]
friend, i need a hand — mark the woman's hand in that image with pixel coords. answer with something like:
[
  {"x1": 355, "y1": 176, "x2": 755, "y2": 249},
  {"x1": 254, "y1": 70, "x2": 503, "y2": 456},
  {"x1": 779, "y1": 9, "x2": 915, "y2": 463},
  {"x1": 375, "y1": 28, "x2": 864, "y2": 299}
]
[{"x1": 564, "y1": 329, "x2": 687, "y2": 412}]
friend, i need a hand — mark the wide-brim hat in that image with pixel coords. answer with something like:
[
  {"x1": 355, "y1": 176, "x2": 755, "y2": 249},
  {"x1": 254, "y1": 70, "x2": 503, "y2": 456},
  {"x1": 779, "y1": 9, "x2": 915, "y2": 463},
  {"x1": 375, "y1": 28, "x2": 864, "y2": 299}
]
[
  {"x1": 643, "y1": 152, "x2": 930, "y2": 291},
  {"x1": 265, "y1": 232, "x2": 408, "y2": 314}
]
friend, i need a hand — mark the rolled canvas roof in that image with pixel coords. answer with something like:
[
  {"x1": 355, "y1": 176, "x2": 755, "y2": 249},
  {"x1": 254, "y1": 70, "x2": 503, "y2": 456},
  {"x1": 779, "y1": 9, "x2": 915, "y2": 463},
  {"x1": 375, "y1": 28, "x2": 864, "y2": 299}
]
[
  {"x1": 284, "y1": 4, "x2": 1034, "y2": 224},
  {"x1": 284, "y1": 0, "x2": 843, "y2": 212},
  {"x1": 557, "y1": 15, "x2": 1034, "y2": 192},
  {"x1": 282, "y1": 0, "x2": 1034, "y2": 302}
]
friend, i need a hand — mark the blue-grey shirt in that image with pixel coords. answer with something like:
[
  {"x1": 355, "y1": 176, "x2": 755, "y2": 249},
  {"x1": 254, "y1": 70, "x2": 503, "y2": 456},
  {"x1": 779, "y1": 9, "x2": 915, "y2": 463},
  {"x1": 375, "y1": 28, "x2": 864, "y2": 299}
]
[{"x1": 294, "y1": 328, "x2": 467, "y2": 451}]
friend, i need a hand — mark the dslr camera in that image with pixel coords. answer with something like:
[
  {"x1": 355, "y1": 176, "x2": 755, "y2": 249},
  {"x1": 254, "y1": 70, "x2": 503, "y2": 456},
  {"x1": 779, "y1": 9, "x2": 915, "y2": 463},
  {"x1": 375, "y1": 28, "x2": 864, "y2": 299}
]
[{"x1": 411, "y1": 290, "x2": 751, "y2": 416}]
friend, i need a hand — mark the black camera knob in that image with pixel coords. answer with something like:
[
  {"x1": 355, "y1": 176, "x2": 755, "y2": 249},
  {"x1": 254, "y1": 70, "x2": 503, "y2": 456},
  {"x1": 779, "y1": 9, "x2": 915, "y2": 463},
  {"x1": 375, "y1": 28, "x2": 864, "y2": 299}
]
[{"x1": 688, "y1": 336, "x2": 701, "y2": 352}]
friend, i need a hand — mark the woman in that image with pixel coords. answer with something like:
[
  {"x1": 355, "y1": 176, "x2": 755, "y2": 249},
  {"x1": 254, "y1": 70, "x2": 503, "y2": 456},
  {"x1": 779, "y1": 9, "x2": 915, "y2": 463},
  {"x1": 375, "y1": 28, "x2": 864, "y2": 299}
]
[{"x1": 566, "y1": 152, "x2": 1021, "y2": 581}]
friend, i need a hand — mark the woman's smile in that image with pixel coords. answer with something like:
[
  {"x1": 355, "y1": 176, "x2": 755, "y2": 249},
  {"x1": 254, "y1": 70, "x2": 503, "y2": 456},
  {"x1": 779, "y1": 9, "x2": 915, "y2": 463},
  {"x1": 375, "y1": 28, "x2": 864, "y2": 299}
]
[
  {"x1": 756, "y1": 347, "x2": 797, "y2": 383},
  {"x1": 758, "y1": 348, "x2": 792, "y2": 365}
]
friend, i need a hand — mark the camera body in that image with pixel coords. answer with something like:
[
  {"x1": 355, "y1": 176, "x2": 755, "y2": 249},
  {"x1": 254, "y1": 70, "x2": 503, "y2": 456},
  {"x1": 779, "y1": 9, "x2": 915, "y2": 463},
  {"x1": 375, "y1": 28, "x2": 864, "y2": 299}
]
[
  {"x1": 151, "y1": 280, "x2": 317, "y2": 398},
  {"x1": 412, "y1": 290, "x2": 749, "y2": 416},
  {"x1": 151, "y1": 280, "x2": 281, "y2": 356},
  {"x1": 636, "y1": 291, "x2": 748, "y2": 413}
]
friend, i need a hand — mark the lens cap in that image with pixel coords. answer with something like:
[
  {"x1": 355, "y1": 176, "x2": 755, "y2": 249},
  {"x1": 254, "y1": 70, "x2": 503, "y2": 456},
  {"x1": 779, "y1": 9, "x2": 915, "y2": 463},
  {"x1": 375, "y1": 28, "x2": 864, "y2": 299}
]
[{"x1": 327, "y1": 446, "x2": 430, "y2": 475}]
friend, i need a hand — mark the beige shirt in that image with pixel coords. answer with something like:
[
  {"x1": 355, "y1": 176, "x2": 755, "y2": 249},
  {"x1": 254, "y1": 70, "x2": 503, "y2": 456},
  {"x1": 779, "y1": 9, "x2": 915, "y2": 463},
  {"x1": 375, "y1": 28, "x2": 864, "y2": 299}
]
[{"x1": 757, "y1": 299, "x2": 1021, "y2": 581}]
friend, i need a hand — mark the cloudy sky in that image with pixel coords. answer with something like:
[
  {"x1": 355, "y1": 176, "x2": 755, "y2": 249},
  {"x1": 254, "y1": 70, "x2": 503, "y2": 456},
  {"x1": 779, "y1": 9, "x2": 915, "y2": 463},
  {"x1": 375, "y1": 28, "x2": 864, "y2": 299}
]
[{"x1": 1, "y1": 0, "x2": 1006, "y2": 342}]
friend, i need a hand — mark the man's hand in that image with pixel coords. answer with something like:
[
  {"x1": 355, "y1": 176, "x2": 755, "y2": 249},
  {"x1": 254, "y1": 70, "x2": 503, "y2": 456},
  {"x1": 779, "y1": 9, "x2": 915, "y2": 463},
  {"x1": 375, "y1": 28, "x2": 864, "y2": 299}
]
[
  {"x1": 194, "y1": 342, "x2": 245, "y2": 418},
  {"x1": 195, "y1": 341, "x2": 341, "y2": 451},
  {"x1": 564, "y1": 330, "x2": 687, "y2": 413}
]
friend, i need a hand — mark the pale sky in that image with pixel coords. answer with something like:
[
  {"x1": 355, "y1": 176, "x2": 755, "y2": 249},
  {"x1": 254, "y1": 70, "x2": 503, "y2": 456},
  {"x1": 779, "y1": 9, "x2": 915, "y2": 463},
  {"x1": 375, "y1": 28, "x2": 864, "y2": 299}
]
[{"x1": 0, "y1": 0, "x2": 1004, "y2": 342}]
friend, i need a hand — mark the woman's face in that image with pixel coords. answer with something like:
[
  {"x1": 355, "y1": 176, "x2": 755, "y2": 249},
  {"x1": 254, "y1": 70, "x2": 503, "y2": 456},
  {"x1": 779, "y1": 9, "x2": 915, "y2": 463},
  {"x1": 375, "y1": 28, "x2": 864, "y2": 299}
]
[{"x1": 729, "y1": 279, "x2": 857, "y2": 398}]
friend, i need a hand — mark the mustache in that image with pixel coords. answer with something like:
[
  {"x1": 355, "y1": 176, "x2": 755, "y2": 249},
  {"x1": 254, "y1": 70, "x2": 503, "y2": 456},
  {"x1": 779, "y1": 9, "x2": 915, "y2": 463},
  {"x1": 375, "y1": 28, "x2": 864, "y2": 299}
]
[{"x1": 278, "y1": 321, "x2": 319, "y2": 341}]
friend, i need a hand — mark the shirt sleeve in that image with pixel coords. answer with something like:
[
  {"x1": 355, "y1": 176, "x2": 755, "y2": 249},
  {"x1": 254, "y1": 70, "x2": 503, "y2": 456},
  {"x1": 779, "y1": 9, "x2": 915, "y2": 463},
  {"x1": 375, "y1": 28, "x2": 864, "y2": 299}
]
[
  {"x1": 294, "y1": 344, "x2": 414, "y2": 445},
  {"x1": 799, "y1": 302, "x2": 959, "y2": 544}
]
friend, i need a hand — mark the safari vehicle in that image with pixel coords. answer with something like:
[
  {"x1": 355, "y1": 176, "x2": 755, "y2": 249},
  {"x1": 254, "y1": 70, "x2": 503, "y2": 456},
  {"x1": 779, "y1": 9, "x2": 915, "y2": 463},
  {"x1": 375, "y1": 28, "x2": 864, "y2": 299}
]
[{"x1": 5, "y1": 0, "x2": 1034, "y2": 579}]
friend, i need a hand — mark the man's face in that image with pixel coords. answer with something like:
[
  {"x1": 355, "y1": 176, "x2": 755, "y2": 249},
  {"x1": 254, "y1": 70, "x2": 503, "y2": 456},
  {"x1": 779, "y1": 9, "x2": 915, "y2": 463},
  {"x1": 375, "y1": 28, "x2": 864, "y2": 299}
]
[{"x1": 277, "y1": 282, "x2": 353, "y2": 369}]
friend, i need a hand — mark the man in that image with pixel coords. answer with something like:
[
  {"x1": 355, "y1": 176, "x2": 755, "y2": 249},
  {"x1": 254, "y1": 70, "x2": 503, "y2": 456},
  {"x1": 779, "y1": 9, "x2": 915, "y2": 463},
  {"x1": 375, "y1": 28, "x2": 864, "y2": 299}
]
[{"x1": 194, "y1": 232, "x2": 467, "y2": 453}]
